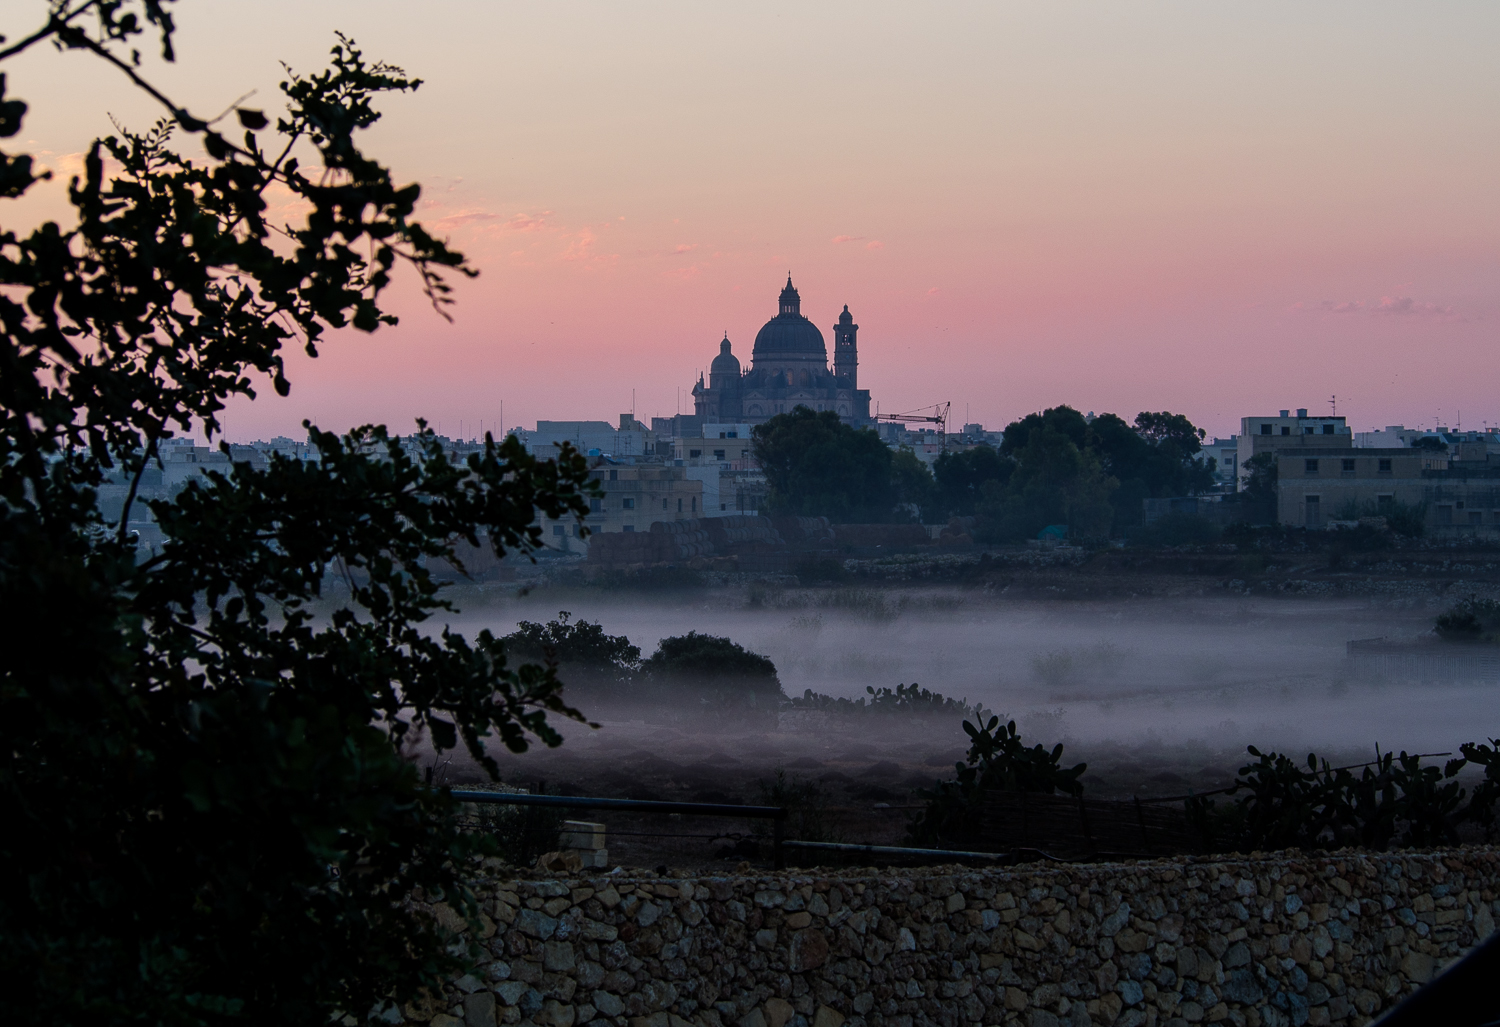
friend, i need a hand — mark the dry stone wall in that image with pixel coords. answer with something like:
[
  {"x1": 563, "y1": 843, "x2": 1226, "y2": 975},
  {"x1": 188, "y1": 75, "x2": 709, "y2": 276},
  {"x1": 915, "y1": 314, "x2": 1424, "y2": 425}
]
[{"x1": 405, "y1": 849, "x2": 1500, "y2": 1027}]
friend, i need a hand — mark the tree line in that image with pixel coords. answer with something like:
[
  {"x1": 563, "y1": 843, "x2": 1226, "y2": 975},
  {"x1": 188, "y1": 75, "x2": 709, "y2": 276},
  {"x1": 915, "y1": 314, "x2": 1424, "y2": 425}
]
[{"x1": 752, "y1": 404, "x2": 1217, "y2": 539}]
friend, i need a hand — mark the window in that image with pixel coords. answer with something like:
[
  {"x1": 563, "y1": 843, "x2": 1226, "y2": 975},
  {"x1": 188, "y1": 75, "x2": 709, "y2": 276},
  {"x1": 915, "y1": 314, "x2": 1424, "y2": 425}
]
[
  {"x1": 1323, "y1": 424, "x2": 1335, "y2": 434},
  {"x1": 552, "y1": 525, "x2": 563, "y2": 536},
  {"x1": 719, "y1": 432, "x2": 727, "y2": 438},
  {"x1": 589, "y1": 498, "x2": 602, "y2": 513},
  {"x1": 662, "y1": 499, "x2": 669, "y2": 510},
  {"x1": 1438, "y1": 505, "x2": 1454, "y2": 525},
  {"x1": 714, "y1": 449, "x2": 726, "y2": 460},
  {"x1": 1305, "y1": 459, "x2": 1319, "y2": 474},
  {"x1": 1261, "y1": 424, "x2": 1272, "y2": 435},
  {"x1": 1342, "y1": 459, "x2": 1356, "y2": 472},
  {"x1": 689, "y1": 449, "x2": 701, "y2": 458},
  {"x1": 1470, "y1": 511, "x2": 1484, "y2": 526},
  {"x1": 727, "y1": 431, "x2": 738, "y2": 438},
  {"x1": 622, "y1": 498, "x2": 634, "y2": 510},
  {"x1": 691, "y1": 498, "x2": 697, "y2": 512},
  {"x1": 677, "y1": 498, "x2": 683, "y2": 512},
  {"x1": 1378, "y1": 459, "x2": 1392, "y2": 474},
  {"x1": 609, "y1": 470, "x2": 618, "y2": 481},
  {"x1": 1305, "y1": 495, "x2": 1321, "y2": 526},
  {"x1": 1281, "y1": 426, "x2": 1291, "y2": 436},
  {"x1": 623, "y1": 525, "x2": 634, "y2": 533}
]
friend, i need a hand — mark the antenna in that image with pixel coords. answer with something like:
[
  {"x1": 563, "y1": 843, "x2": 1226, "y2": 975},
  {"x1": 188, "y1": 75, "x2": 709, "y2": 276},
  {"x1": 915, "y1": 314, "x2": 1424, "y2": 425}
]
[{"x1": 1329, "y1": 394, "x2": 1336, "y2": 418}]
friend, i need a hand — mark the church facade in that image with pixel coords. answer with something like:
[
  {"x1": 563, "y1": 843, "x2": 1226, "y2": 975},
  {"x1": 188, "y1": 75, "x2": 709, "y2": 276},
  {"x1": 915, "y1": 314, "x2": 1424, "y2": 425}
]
[{"x1": 691, "y1": 277, "x2": 872, "y2": 428}]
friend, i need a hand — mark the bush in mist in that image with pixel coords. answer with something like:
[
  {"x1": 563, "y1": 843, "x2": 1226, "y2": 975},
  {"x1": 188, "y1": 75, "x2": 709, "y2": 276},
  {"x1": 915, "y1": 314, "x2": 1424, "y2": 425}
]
[
  {"x1": 1434, "y1": 597, "x2": 1500, "y2": 642},
  {"x1": 642, "y1": 632, "x2": 784, "y2": 718},
  {"x1": 785, "y1": 682, "x2": 974, "y2": 719},
  {"x1": 502, "y1": 611, "x2": 641, "y2": 689},
  {"x1": 0, "y1": 17, "x2": 594, "y2": 1024}
]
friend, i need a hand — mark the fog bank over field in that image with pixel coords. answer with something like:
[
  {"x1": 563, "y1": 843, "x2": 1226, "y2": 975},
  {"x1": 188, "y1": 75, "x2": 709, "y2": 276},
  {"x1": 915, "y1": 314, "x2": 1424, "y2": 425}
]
[{"x1": 443, "y1": 589, "x2": 1495, "y2": 758}]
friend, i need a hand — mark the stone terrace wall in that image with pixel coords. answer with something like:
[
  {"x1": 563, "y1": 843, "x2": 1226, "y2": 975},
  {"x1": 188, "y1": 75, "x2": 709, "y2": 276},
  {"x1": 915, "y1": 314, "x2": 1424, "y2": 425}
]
[{"x1": 407, "y1": 849, "x2": 1500, "y2": 1027}]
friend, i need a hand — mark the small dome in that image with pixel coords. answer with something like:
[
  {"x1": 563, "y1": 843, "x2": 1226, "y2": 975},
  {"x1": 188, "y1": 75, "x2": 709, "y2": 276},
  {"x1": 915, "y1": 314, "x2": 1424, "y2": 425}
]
[{"x1": 710, "y1": 335, "x2": 741, "y2": 377}]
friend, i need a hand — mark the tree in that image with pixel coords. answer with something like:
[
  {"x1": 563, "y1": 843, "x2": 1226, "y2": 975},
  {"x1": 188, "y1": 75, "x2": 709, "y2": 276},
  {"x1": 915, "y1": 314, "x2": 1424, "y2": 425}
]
[
  {"x1": 501, "y1": 612, "x2": 641, "y2": 694},
  {"x1": 932, "y1": 444, "x2": 1011, "y2": 517},
  {"x1": 752, "y1": 405, "x2": 895, "y2": 521},
  {"x1": 975, "y1": 424, "x2": 1117, "y2": 540},
  {"x1": 890, "y1": 446, "x2": 938, "y2": 522},
  {"x1": 640, "y1": 632, "x2": 783, "y2": 720},
  {"x1": 1, "y1": 8, "x2": 593, "y2": 1024}
]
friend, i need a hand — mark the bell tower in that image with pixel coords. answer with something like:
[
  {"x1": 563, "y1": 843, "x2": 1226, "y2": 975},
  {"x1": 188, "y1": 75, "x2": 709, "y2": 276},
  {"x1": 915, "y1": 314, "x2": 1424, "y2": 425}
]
[{"x1": 833, "y1": 304, "x2": 858, "y2": 388}]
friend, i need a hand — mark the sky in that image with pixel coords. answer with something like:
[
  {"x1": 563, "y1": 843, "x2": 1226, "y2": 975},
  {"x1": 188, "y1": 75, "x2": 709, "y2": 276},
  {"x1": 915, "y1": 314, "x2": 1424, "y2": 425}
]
[{"x1": 5, "y1": 1, "x2": 1499, "y2": 441}]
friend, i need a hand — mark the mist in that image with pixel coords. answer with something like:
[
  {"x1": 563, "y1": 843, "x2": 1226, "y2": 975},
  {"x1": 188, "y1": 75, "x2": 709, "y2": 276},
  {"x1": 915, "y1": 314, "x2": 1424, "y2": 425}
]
[{"x1": 443, "y1": 588, "x2": 1491, "y2": 762}]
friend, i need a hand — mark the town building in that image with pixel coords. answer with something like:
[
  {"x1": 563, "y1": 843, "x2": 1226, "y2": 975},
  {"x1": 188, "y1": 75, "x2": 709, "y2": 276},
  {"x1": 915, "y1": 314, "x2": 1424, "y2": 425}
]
[
  {"x1": 691, "y1": 277, "x2": 872, "y2": 427},
  {"x1": 539, "y1": 463, "x2": 704, "y2": 552},
  {"x1": 1273, "y1": 444, "x2": 1500, "y2": 535},
  {"x1": 1202, "y1": 436, "x2": 1239, "y2": 483},
  {"x1": 1235, "y1": 409, "x2": 1352, "y2": 490}
]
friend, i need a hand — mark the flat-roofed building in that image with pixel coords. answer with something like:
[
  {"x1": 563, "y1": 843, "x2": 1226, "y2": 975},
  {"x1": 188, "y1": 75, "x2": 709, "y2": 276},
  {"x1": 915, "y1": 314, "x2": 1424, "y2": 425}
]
[
  {"x1": 540, "y1": 463, "x2": 703, "y2": 553},
  {"x1": 1236, "y1": 408, "x2": 1351, "y2": 490}
]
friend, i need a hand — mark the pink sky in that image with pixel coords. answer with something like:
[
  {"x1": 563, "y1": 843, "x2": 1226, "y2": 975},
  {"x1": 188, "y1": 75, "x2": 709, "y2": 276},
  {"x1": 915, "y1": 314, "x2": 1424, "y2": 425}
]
[{"x1": 6, "y1": 1, "x2": 1499, "y2": 440}]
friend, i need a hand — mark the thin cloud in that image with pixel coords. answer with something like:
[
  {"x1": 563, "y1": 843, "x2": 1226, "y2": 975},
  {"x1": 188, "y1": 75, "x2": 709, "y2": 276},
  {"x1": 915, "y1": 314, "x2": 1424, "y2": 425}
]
[
  {"x1": 663, "y1": 265, "x2": 701, "y2": 279},
  {"x1": 1320, "y1": 300, "x2": 1363, "y2": 314},
  {"x1": 831, "y1": 235, "x2": 865, "y2": 244},
  {"x1": 866, "y1": 240, "x2": 884, "y2": 250},
  {"x1": 926, "y1": 287, "x2": 941, "y2": 297},
  {"x1": 674, "y1": 243, "x2": 698, "y2": 254},
  {"x1": 1373, "y1": 295, "x2": 1457, "y2": 319}
]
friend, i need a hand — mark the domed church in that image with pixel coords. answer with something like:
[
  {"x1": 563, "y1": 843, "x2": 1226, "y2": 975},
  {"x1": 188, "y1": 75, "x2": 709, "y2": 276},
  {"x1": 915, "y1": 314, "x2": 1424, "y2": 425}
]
[{"x1": 691, "y1": 276, "x2": 872, "y2": 427}]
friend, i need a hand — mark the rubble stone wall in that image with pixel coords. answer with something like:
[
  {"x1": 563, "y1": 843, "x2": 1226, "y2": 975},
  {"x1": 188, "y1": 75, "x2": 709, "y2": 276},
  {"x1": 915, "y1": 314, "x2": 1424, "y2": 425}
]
[{"x1": 408, "y1": 849, "x2": 1500, "y2": 1027}]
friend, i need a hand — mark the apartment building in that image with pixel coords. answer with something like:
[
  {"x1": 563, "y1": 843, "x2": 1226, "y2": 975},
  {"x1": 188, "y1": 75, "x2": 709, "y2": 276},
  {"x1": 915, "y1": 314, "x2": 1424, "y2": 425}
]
[
  {"x1": 1236, "y1": 409, "x2": 1351, "y2": 490},
  {"x1": 540, "y1": 463, "x2": 703, "y2": 553},
  {"x1": 1275, "y1": 445, "x2": 1500, "y2": 534}
]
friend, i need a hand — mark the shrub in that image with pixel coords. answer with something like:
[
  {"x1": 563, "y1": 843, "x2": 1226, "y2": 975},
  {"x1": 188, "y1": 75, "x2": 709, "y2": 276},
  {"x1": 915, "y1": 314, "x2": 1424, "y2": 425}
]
[
  {"x1": 907, "y1": 715, "x2": 1086, "y2": 847},
  {"x1": 641, "y1": 632, "x2": 783, "y2": 719},
  {"x1": 501, "y1": 612, "x2": 640, "y2": 693},
  {"x1": 1434, "y1": 597, "x2": 1500, "y2": 642}
]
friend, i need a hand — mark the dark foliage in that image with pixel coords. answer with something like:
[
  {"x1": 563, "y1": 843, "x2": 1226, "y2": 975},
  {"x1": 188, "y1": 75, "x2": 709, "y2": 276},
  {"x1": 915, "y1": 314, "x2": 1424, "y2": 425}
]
[
  {"x1": 641, "y1": 632, "x2": 783, "y2": 720},
  {"x1": 757, "y1": 770, "x2": 832, "y2": 844},
  {"x1": 752, "y1": 406, "x2": 896, "y2": 521},
  {"x1": 500, "y1": 611, "x2": 641, "y2": 691},
  {"x1": 933, "y1": 445, "x2": 1011, "y2": 516},
  {"x1": 1188, "y1": 747, "x2": 1474, "y2": 853},
  {"x1": 784, "y1": 682, "x2": 974, "y2": 719},
  {"x1": 907, "y1": 715, "x2": 1087, "y2": 847},
  {"x1": 890, "y1": 446, "x2": 938, "y2": 522},
  {"x1": 1, "y1": 10, "x2": 593, "y2": 1025},
  {"x1": 957, "y1": 405, "x2": 1214, "y2": 541},
  {"x1": 1433, "y1": 597, "x2": 1500, "y2": 642}
]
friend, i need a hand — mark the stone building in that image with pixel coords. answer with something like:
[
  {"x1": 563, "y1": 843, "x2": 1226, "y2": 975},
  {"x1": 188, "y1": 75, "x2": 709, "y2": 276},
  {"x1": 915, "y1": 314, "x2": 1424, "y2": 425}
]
[
  {"x1": 540, "y1": 463, "x2": 703, "y2": 552},
  {"x1": 691, "y1": 276, "x2": 871, "y2": 427},
  {"x1": 1235, "y1": 409, "x2": 1351, "y2": 490}
]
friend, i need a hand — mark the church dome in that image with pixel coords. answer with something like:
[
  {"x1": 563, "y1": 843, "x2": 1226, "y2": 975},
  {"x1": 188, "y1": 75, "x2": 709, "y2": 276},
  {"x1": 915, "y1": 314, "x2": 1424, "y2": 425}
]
[
  {"x1": 752, "y1": 275, "x2": 827, "y2": 360},
  {"x1": 710, "y1": 335, "x2": 740, "y2": 378}
]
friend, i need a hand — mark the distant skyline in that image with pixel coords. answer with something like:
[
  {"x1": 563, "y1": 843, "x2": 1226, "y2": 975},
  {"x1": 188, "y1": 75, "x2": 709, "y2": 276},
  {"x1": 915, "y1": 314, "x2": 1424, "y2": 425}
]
[{"x1": 5, "y1": 1, "x2": 1498, "y2": 441}]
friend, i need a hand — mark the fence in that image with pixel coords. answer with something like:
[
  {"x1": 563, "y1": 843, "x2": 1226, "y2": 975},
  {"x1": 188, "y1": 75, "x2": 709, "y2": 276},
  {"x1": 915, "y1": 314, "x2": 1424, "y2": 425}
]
[{"x1": 1347, "y1": 637, "x2": 1500, "y2": 682}]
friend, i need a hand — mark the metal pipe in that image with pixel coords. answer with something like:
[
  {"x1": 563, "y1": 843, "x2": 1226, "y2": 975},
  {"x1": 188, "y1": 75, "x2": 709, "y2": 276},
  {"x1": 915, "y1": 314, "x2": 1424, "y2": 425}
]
[
  {"x1": 781, "y1": 840, "x2": 1012, "y2": 861},
  {"x1": 448, "y1": 790, "x2": 786, "y2": 820}
]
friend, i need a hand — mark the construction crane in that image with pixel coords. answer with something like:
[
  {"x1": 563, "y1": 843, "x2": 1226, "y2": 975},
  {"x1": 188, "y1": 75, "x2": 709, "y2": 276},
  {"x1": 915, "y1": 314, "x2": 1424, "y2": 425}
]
[{"x1": 878, "y1": 402, "x2": 951, "y2": 452}]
